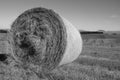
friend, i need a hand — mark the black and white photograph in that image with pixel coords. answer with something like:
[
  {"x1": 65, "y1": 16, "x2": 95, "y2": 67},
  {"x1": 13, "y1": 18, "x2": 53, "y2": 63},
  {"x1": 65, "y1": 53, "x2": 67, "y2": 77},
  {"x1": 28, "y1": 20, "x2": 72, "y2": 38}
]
[{"x1": 0, "y1": 0, "x2": 120, "y2": 80}]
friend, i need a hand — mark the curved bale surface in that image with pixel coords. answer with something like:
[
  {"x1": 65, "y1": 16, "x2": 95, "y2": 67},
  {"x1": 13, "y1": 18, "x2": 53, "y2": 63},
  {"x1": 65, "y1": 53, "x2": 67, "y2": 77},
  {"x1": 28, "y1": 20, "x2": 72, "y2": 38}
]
[{"x1": 10, "y1": 7, "x2": 82, "y2": 72}]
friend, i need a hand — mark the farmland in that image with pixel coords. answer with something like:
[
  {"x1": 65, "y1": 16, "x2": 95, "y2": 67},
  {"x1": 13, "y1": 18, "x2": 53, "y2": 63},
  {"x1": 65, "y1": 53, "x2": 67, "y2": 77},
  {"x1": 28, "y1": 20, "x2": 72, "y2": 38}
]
[
  {"x1": 0, "y1": 30, "x2": 120, "y2": 80},
  {"x1": 53, "y1": 31, "x2": 120, "y2": 80}
]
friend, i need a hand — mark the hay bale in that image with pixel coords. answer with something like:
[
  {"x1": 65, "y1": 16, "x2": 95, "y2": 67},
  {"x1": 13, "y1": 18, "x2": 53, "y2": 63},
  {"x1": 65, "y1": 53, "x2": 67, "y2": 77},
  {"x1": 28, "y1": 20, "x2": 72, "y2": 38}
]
[{"x1": 10, "y1": 7, "x2": 82, "y2": 73}]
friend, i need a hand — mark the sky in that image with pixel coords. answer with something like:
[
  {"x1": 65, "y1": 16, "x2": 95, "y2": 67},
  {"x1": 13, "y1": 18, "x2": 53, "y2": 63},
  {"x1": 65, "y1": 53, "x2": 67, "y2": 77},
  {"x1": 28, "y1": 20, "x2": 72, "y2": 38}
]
[{"x1": 0, "y1": 0, "x2": 120, "y2": 31}]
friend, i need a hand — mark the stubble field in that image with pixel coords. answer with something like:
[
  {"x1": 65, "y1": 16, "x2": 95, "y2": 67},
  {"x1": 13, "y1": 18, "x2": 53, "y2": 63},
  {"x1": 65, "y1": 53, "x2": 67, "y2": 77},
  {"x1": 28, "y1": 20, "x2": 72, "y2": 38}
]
[{"x1": 0, "y1": 31, "x2": 120, "y2": 80}]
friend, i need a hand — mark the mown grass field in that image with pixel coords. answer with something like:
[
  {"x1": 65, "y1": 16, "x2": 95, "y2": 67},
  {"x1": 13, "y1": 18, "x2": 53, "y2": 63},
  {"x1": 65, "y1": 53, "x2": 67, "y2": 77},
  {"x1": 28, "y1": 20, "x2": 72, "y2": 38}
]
[
  {"x1": 0, "y1": 31, "x2": 120, "y2": 80},
  {"x1": 53, "y1": 32, "x2": 120, "y2": 80}
]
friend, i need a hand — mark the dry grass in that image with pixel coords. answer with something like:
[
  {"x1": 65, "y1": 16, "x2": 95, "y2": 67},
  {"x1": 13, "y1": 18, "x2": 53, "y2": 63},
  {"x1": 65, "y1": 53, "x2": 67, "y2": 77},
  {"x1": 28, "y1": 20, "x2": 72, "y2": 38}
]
[
  {"x1": 1, "y1": 32, "x2": 120, "y2": 80},
  {"x1": 53, "y1": 62, "x2": 120, "y2": 80},
  {"x1": 76, "y1": 55, "x2": 120, "y2": 71},
  {"x1": 81, "y1": 38, "x2": 120, "y2": 61}
]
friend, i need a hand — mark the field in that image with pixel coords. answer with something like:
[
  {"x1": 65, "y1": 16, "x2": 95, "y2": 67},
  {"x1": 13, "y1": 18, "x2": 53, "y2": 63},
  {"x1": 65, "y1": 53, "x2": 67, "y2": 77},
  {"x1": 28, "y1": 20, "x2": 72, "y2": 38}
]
[
  {"x1": 0, "y1": 31, "x2": 120, "y2": 80},
  {"x1": 51, "y1": 32, "x2": 120, "y2": 80}
]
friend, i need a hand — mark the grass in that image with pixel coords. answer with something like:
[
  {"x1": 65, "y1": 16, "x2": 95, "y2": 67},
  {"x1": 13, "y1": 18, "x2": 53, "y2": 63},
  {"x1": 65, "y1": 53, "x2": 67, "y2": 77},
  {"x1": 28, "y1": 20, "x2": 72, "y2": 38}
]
[
  {"x1": 81, "y1": 46, "x2": 120, "y2": 61},
  {"x1": 81, "y1": 38, "x2": 120, "y2": 61},
  {"x1": 1, "y1": 32, "x2": 120, "y2": 80},
  {"x1": 76, "y1": 55, "x2": 120, "y2": 71},
  {"x1": 53, "y1": 63, "x2": 120, "y2": 80},
  {"x1": 50, "y1": 33, "x2": 120, "y2": 80}
]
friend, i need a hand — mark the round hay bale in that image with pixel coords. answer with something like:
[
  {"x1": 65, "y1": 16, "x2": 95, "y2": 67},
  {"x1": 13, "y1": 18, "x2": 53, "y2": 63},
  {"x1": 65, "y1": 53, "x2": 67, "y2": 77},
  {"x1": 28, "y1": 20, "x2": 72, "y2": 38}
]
[{"x1": 10, "y1": 7, "x2": 82, "y2": 72}]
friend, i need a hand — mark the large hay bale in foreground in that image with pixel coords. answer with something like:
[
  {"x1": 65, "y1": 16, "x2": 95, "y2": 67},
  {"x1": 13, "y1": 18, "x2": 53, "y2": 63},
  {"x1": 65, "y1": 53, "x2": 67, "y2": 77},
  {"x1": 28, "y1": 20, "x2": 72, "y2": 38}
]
[{"x1": 10, "y1": 7, "x2": 82, "y2": 72}]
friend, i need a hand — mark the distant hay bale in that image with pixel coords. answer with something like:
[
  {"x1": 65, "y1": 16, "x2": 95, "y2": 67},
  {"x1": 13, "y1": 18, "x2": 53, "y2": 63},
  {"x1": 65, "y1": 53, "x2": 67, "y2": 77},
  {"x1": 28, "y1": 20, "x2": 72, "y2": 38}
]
[{"x1": 10, "y1": 7, "x2": 82, "y2": 72}]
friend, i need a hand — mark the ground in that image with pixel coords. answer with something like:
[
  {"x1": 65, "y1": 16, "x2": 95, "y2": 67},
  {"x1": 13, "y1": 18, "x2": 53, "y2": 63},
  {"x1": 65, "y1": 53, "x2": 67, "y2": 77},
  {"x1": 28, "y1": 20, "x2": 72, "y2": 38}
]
[{"x1": 0, "y1": 31, "x2": 120, "y2": 80}]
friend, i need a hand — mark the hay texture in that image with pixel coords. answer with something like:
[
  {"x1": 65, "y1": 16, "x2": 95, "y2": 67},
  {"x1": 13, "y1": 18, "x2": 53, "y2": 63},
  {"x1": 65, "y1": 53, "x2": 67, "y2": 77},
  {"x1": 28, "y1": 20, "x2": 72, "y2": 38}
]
[{"x1": 10, "y1": 7, "x2": 82, "y2": 72}]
